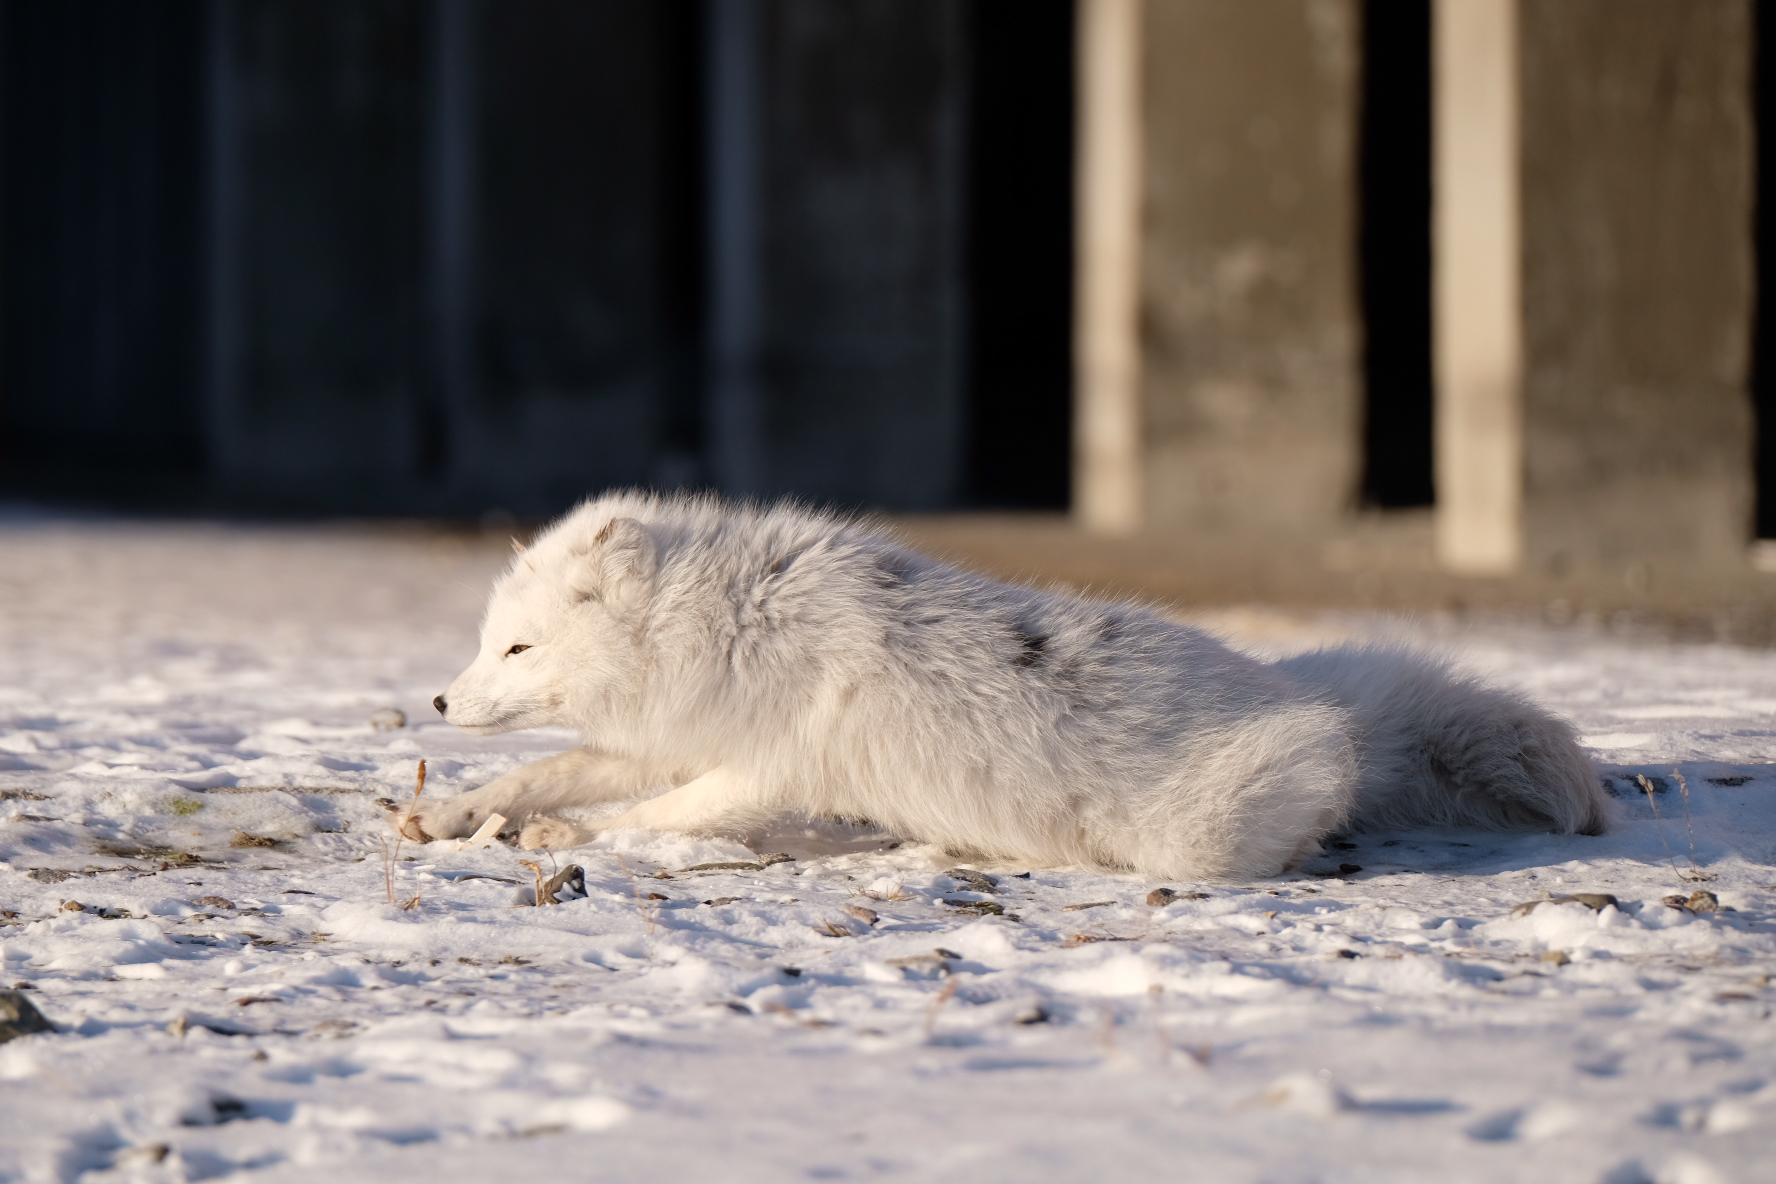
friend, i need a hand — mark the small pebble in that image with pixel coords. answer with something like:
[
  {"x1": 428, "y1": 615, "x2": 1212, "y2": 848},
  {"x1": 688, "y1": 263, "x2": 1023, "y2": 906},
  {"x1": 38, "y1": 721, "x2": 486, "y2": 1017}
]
[
  {"x1": 942, "y1": 898, "x2": 1004, "y2": 916},
  {"x1": 1513, "y1": 893, "x2": 1618, "y2": 918},
  {"x1": 1555, "y1": 893, "x2": 1618, "y2": 911},
  {"x1": 945, "y1": 868, "x2": 999, "y2": 894},
  {"x1": 885, "y1": 954, "x2": 951, "y2": 974},
  {"x1": 0, "y1": 989, "x2": 54, "y2": 1044},
  {"x1": 367, "y1": 707, "x2": 407, "y2": 731},
  {"x1": 540, "y1": 865, "x2": 586, "y2": 904}
]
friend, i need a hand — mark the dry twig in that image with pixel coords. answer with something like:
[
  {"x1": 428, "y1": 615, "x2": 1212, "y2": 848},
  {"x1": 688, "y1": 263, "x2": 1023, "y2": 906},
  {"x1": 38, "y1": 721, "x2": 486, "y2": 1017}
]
[
  {"x1": 922, "y1": 977, "x2": 959, "y2": 1038},
  {"x1": 1638, "y1": 773, "x2": 1682, "y2": 878},
  {"x1": 519, "y1": 860, "x2": 548, "y2": 907},
  {"x1": 1672, "y1": 768, "x2": 1715, "y2": 881},
  {"x1": 384, "y1": 760, "x2": 427, "y2": 906}
]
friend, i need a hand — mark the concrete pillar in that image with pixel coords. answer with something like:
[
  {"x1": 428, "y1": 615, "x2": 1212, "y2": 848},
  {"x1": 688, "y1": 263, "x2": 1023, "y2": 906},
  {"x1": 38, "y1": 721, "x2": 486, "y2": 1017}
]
[
  {"x1": 1518, "y1": 0, "x2": 1754, "y2": 573},
  {"x1": 1137, "y1": 0, "x2": 1363, "y2": 535},
  {"x1": 1433, "y1": 0, "x2": 1522, "y2": 573},
  {"x1": 1073, "y1": 0, "x2": 1144, "y2": 535}
]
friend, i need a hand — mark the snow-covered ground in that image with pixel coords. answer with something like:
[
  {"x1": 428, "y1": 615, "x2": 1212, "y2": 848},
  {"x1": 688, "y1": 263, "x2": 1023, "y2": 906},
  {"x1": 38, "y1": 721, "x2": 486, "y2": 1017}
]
[{"x1": 1, "y1": 516, "x2": 1774, "y2": 1183}]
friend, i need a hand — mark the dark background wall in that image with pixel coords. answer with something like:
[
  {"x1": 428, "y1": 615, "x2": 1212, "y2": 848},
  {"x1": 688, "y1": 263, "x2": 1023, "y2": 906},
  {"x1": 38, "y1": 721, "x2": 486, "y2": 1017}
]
[
  {"x1": 0, "y1": 0, "x2": 207, "y2": 490},
  {"x1": 223, "y1": 0, "x2": 427, "y2": 497},
  {"x1": 0, "y1": 0, "x2": 1076, "y2": 518}
]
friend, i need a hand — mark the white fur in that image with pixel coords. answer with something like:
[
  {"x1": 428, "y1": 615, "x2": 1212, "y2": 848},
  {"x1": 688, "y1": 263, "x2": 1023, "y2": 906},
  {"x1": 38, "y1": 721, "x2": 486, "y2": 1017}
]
[{"x1": 401, "y1": 492, "x2": 1608, "y2": 880}]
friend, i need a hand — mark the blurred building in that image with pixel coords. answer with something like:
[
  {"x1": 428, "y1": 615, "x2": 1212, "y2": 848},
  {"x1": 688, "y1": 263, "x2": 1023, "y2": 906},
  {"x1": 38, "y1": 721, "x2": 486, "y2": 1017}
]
[
  {"x1": 0, "y1": 0, "x2": 1073, "y2": 517},
  {"x1": 0, "y1": 0, "x2": 1766, "y2": 587},
  {"x1": 1074, "y1": 0, "x2": 1758, "y2": 584}
]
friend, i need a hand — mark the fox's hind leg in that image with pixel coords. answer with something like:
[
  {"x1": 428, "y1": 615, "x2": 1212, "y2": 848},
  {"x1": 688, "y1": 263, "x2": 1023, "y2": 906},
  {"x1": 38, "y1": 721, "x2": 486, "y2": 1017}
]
[{"x1": 518, "y1": 766, "x2": 769, "y2": 849}]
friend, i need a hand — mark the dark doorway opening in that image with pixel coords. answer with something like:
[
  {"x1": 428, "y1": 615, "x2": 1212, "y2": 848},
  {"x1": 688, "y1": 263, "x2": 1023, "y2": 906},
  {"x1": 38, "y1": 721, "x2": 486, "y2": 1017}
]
[
  {"x1": 962, "y1": 0, "x2": 1074, "y2": 510},
  {"x1": 1358, "y1": 0, "x2": 1435, "y2": 509},
  {"x1": 1755, "y1": 2, "x2": 1776, "y2": 538}
]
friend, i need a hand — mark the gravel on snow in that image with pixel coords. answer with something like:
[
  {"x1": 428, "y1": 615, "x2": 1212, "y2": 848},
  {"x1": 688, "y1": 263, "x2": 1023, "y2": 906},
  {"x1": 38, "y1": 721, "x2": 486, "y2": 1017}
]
[{"x1": 1, "y1": 518, "x2": 1775, "y2": 1183}]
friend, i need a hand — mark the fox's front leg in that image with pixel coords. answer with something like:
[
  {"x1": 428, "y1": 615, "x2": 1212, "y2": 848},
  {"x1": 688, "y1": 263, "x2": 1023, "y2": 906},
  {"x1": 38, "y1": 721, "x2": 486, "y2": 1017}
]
[
  {"x1": 517, "y1": 766, "x2": 767, "y2": 850},
  {"x1": 394, "y1": 747, "x2": 646, "y2": 841}
]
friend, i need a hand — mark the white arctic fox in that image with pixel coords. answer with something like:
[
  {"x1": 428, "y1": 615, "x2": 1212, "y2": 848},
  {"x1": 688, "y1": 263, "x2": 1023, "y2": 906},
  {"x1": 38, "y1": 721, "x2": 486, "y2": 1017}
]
[{"x1": 399, "y1": 492, "x2": 1606, "y2": 880}]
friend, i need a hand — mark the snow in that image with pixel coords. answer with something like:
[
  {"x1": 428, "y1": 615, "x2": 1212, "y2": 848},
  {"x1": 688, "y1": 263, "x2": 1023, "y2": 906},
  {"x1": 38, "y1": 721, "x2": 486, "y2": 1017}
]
[{"x1": 1, "y1": 516, "x2": 1775, "y2": 1183}]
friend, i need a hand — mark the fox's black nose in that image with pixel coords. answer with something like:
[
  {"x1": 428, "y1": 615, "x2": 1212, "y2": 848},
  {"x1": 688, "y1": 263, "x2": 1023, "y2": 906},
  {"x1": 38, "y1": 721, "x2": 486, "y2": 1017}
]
[{"x1": 433, "y1": 695, "x2": 448, "y2": 715}]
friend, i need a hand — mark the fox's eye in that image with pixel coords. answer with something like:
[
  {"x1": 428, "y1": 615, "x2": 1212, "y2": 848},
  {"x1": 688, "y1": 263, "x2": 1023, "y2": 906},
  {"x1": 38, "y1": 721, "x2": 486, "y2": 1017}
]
[{"x1": 505, "y1": 644, "x2": 532, "y2": 657}]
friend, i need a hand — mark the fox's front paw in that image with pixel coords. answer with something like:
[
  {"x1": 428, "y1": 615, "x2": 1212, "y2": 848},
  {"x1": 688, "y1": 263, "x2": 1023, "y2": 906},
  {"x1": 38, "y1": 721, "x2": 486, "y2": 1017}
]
[
  {"x1": 391, "y1": 797, "x2": 479, "y2": 842},
  {"x1": 518, "y1": 815, "x2": 587, "y2": 851}
]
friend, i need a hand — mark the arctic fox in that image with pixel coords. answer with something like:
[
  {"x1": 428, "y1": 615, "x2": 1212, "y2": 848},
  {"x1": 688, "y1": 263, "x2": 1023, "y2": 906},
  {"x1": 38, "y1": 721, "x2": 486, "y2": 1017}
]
[{"x1": 399, "y1": 492, "x2": 1606, "y2": 880}]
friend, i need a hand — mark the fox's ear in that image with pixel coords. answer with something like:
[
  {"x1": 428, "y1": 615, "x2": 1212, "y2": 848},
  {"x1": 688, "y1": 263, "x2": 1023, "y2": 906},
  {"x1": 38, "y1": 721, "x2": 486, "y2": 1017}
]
[{"x1": 567, "y1": 517, "x2": 657, "y2": 606}]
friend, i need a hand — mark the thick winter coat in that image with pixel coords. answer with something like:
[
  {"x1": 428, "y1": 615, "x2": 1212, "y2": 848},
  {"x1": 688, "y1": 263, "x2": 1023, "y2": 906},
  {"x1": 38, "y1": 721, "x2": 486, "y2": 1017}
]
[{"x1": 402, "y1": 493, "x2": 1607, "y2": 879}]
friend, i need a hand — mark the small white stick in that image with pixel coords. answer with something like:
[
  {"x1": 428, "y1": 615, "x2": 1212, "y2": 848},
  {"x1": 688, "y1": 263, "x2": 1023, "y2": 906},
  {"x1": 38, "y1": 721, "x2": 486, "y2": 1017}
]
[{"x1": 456, "y1": 813, "x2": 508, "y2": 851}]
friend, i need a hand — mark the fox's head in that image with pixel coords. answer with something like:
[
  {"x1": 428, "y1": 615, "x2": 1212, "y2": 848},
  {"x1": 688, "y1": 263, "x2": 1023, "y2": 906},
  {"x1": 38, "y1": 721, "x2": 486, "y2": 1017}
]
[{"x1": 434, "y1": 513, "x2": 658, "y2": 736}]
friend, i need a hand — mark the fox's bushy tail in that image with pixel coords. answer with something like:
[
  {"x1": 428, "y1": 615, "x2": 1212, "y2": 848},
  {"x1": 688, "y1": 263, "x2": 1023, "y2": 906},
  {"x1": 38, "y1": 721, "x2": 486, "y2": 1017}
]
[{"x1": 1273, "y1": 645, "x2": 1608, "y2": 835}]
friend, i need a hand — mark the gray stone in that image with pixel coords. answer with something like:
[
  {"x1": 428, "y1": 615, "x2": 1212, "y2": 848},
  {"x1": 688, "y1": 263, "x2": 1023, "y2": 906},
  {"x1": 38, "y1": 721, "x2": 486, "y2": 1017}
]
[
  {"x1": 367, "y1": 708, "x2": 406, "y2": 731},
  {"x1": 1513, "y1": 893, "x2": 1619, "y2": 917},
  {"x1": 1553, "y1": 893, "x2": 1619, "y2": 911},
  {"x1": 0, "y1": 990, "x2": 54, "y2": 1043},
  {"x1": 885, "y1": 951, "x2": 956, "y2": 977},
  {"x1": 942, "y1": 898, "x2": 1004, "y2": 916},
  {"x1": 684, "y1": 853, "x2": 795, "y2": 873},
  {"x1": 540, "y1": 864, "x2": 585, "y2": 905},
  {"x1": 945, "y1": 868, "x2": 999, "y2": 893}
]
